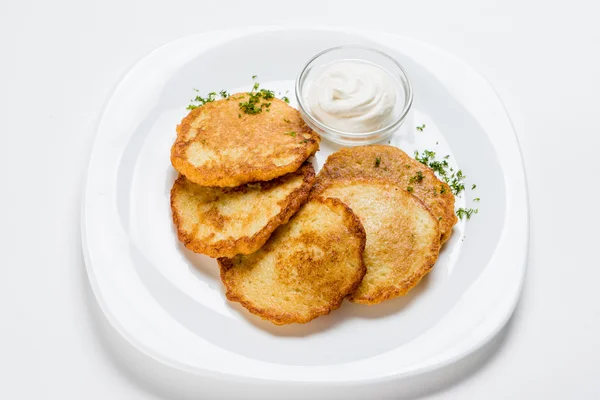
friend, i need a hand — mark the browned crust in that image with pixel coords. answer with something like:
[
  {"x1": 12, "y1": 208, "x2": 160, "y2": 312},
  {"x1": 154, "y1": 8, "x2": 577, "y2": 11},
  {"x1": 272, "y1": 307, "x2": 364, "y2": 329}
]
[
  {"x1": 349, "y1": 192, "x2": 441, "y2": 304},
  {"x1": 217, "y1": 197, "x2": 367, "y2": 325},
  {"x1": 312, "y1": 145, "x2": 458, "y2": 244},
  {"x1": 170, "y1": 162, "x2": 316, "y2": 258},
  {"x1": 170, "y1": 95, "x2": 320, "y2": 187}
]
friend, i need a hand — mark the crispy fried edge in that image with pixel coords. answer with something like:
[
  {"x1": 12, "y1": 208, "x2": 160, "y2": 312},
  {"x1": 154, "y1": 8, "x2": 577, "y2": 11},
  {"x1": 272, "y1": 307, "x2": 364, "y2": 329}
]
[
  {"x1": 217, "y1": 197, "x2": 367, "y2": 325},
  {"x1": 346, "y1": 191, "x2": 441, "y2": 305},
  {"x1": 313, "y1": 144, "x2": 457, "y2": 245},
  {"x1": 170, "y1": 163, "x2": 316, "y2": 259},
  {"x1": 170, "y1": 97, "x2": 321, "y2": 187}
]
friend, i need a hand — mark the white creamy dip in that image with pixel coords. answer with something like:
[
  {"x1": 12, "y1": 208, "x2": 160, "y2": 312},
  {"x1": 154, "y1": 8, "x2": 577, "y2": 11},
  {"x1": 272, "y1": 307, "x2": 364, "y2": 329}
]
[{"x1": 307, "y1": 60, "x2": 398, "y2": 133}]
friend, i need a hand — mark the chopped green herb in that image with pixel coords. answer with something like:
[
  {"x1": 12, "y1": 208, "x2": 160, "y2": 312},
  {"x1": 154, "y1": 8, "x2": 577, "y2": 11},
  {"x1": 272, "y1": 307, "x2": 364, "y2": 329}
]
[
  {"x1": 456, "y1": 208, "x2": 478, "y2": 220},
  {"x1": 252, "y1": 75, "x2": 257, "y2": 80},
  {"x1": 238, "y1": 114, "x2": 241, "y2": 118},
  {"x1": 409, "y1": 171, "x2": 424, "y2": 184},
  {"x1": 299, "y1": 139, "x2": 308, "y2": 144},
  {"x1": 472, "y1": 184, "x2": 477, "y2": 190},
  {"x1": 187, "y1": 90, "x2": 218, "y2": 110},
  {"x1": 375, "y1": 157, "x2": 381, "y2": 167},
  {"x1": 414, "y1": 149, "x2": 436, "y2": 165},
  {"x1": 407, "y1": 186, "x2": 414, "y2": 192},
  {"x1": 416, "y1": 124, "x2": 426, "y2": 132},
  {"x1": 237, "y1": 78, "x2": 277, "y2": 115},
  {"x1": 219, "y1": 90, "x2": 229, "y2": 99},
  {"x1": 282, "y1": 96, "x2": 290, "y2": 103},
  {"x1": 260, "y1": 89, "x2": 274, "y2": 100},
  {"x1": 474, "y1": 198, "x2": 480, "y2": 202},
  {"x1": 283, "y1": 131, "x2": 297, "y2": 137},
  {"x1": 283, "y1": 118, "x2": 291, "y2": 123},
  {"x1": 438, "y1": 216, "x2": 443, "y2": 221},
  {"x1": 440, "y1": 185, "x2": 446, "y2": 194}
]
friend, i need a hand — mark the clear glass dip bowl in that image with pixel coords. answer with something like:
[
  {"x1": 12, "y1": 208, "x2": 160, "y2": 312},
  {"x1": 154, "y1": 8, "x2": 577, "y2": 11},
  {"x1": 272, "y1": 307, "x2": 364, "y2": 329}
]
[{"x1": 295, "y1": 46, "x2": 413, "y2": 146}]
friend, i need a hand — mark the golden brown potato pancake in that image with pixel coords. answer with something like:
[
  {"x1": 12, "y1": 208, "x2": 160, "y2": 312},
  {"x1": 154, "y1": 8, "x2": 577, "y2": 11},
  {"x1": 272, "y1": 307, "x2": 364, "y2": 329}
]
[
  {"x1": 171, "y1": 94, "x2": 320, "y2": 187},
  {"x1": 314, "y1": 180, "x2": 441, "y2": 304},
  {"x1": 218, "y1": 197, "x2": 366, "y2": 325},
  {"x1": 171, "y1": 162, "x2": 315, "y2": 258},
  {"x1": 313, "y1": 145, "x2": 457, "y2": 244}
]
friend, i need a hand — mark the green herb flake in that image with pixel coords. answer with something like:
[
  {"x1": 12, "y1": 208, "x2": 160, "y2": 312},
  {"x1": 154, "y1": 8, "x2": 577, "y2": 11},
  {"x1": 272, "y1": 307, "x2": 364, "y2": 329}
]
[
  {"x1": 456, "y1": 208, "x2": 479, "y2": 220},
  {"x1": 409, "y1": 171, "x2": 424, "y2": 184},
  {"x1": 472, "y1": 184, "x2": 477, "y2": 190},
  {"x1": 283, "y1": 131, "x2": 297, "y2": 137},
  {"x1": 416, "y1": 124, "x2": 426, "y2": 132},
  {"x1": 474, "y1": 198, "x2": 480, "y2": 202},
  {"x1": 260, "y1": 89, "x2": 275, "y2": 100},
  {"x1": 407, "y1": 186, "x2": 414, "y2": 192},
  {"x1": 283, "y1": 118, "x2": 291, "y2": 123},
  {"x1": 282, "y1": 96, "x2": 290, "y2": 103},
  {"x1": 375, "y1": 157, "x2": 381, "y2": 167},
  {"x1": 187, "y1": 90, "x2": 218, "y2": 110}
]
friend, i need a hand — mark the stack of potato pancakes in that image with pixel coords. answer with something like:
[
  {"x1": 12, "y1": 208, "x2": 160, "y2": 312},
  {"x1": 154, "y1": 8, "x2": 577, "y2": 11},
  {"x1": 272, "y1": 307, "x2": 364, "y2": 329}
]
[{"x1": 170, "y1": 93, "x2": 456, "y2": 325}]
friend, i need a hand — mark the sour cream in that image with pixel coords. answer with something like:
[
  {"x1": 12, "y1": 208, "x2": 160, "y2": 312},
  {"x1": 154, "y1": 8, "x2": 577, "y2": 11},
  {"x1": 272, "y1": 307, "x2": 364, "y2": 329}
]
[{"x1": 307, "y1": 60, "x2": 398, "y2": 133}]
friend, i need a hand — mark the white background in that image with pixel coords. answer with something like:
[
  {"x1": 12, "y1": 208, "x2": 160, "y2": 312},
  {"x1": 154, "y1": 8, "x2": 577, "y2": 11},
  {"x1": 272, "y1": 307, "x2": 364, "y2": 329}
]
[{"x1": 1, "y1": 1, "x2": 598, "y2": 399}]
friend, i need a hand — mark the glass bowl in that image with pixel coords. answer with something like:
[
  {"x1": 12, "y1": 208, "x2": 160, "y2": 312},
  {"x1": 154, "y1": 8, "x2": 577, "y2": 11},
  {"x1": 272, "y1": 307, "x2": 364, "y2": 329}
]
[{"x1": 295, "y1": 45, "x2": 413, "y2": 146}]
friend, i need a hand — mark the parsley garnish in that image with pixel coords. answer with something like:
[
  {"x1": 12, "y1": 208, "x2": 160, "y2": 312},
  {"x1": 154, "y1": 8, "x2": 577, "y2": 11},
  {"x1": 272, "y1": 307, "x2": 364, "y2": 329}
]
[
  {"x1": 375, "y1": 157, "x2": 381, "y2": 167},
  {"x1": 283, "y1": 118, "x2": 291, "y2": 123},
  {"x1": 414, "y1": 150, "x2": 466, "y2": 195},
  {"x1": 238, "y1": 78, "x2": 278, "y2": 115},
  {"x1": 409, "y1": 171, "x2": 424, "y2": 184},
  {"x1": 260, "y1": 89, "x2": 274, "y2": 100},
  {"x1": 407, "y1": 186, "x2": 414, "y2": 192},
  {"x1": 283, "y1": 131, "x2": 297, "y2": 137},
  {"x1": 456, "y1": 208, "x2": 478, "y2": 220},
  {"x1": 190, "y1": 76, "x2": 287, "y2": 115},
  {"x1": 413, "y1": 149, "x2": 480, "y2": 219},
  {"x1": 187, "y1": 91, "x2": 218, "y2": 110},
  {"x1": 416, "y1": 124, "x2": 426, "y2": 132}
]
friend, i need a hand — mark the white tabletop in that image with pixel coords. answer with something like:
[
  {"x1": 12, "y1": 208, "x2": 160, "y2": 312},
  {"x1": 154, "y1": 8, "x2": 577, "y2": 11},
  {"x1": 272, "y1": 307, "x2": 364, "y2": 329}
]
[{"x1": 1, "y1": 1, "x2": 599, "y2": 399}]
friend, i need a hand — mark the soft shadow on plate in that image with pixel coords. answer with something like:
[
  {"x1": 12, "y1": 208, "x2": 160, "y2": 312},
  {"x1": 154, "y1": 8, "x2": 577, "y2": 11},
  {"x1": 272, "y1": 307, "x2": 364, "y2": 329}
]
[
  {"x1": 223, "y1": 274, "x2": 430, "y2": 337},
  {"x1": 180, "y1": 243, "x2": 221, "y2": 282},
  {"x1": 224, "y1": 300, "x2": 347, "y2": 337}
]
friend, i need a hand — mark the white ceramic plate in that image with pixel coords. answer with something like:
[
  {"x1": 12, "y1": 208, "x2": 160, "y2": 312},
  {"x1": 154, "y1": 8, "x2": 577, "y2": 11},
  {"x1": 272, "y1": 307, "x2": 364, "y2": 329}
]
[{"x1": 82, "y1": 27, "x2": 528, "y2": 399}]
